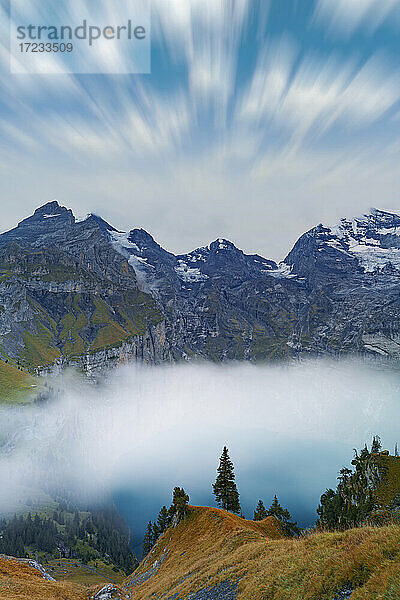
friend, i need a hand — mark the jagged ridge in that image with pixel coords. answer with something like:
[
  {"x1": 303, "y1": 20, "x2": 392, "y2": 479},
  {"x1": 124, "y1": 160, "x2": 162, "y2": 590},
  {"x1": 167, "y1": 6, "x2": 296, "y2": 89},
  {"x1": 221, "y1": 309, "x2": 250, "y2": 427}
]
[{"x1": 1, "y1": 201, "x2": 400, "y2": 397}]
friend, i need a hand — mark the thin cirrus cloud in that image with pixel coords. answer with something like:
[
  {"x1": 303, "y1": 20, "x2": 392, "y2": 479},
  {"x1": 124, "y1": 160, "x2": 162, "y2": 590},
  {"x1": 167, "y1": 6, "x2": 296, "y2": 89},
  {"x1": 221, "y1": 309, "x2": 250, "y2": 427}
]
[
  {"x1": 151, "y1": 0, "x2": 253, "y2": 121},
  {"x1": 237, "y1": 42, "x2": 399, "y2": 155},
  {"x1": 0, "y1": 0, "x2": 399, "y2": 259},
  {"x1": 313, "y1": 0, "x2": 400, "y2": 36}
]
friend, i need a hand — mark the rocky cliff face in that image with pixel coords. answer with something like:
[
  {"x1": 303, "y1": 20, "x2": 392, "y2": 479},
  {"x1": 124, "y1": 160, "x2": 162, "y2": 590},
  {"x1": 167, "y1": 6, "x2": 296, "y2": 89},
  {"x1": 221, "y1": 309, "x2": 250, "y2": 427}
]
[
  {"x1": 0, "y1": 202, "x2": 169, "y2": 376},
  {"x1": 282, "y1": 209, "x2": 400, "y2": 356},
  {"x1": 0, "y1": 202, "x2": 399, "y2": 378},
  {"x1": 108, "y1": 207, "x2": 400, "y2": 360}
]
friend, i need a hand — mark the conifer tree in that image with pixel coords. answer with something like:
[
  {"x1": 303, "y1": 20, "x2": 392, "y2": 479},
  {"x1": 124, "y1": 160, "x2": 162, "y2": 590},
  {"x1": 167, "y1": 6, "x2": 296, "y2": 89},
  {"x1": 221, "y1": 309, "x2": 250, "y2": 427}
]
[
  {"x1": 172, "y1": 487, "x2": 190, "y2": 522},
  {"x1": 143, "y1": 488, "x2": 190, "y2": 558},
  {"x1": 371, "y1": 435, "x2": 382, "y2": 454},
  {"x1": 212, "y1": 446, "x2": 241, "y2": 514},
  {"x1": 253, "y1": 499, "x2": 268, "y2": 521},
  {"x1": 156, "y1": 506, "x2": 171, "y2": 534},
  {"x1": 267, "y1": 495, "x2": 300, "y2": 537},
  {"x1": 142, "y1": 521, "x2": 155, "y2": 558},
  {"x1": 317, "y1": 436, "x2": 384, "y2": 531}
]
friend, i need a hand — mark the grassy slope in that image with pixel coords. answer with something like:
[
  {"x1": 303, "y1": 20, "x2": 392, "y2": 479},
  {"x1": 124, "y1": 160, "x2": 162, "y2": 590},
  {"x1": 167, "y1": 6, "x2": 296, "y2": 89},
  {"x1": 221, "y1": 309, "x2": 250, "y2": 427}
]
[
  {"x1": 0, "y1": 360, "x2": 38, "y2": 404},
  {"x1": 0, "y1": 246, "x2": 164, "y2": 393},
  {"x1": 126, "y1": 506, "x2": 400, "y2": 600},
  {"x1": 17, "y1": 291, "x2": 162, "y2": 371},
  {"x1": 43, "y1": 558, "x2": 125, "y2": 586},
  {"x1": 0, "y1": 288, "x2": 163, "y2": 402},
  {"x1": 0, "y1": 557, "x2": 88, "y2": 600}
]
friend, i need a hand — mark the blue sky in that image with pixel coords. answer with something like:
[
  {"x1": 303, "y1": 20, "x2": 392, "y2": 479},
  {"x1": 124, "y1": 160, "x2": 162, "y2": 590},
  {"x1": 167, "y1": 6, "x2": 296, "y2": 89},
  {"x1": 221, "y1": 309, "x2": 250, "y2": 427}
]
[{"x1": 0, "y1": 0, "x2": 399, "y2": 259}]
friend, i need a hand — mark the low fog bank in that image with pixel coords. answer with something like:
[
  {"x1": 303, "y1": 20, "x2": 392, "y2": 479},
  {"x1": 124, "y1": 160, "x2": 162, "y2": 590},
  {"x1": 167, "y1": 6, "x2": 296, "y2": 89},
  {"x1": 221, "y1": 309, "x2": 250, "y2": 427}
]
[{"x1": 0, "y1": 359, "x2": 399, "y2": 542}]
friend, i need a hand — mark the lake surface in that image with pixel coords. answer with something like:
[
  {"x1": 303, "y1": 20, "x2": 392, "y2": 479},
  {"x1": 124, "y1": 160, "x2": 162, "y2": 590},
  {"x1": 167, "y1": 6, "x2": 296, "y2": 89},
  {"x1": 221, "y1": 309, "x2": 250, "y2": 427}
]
[{"x1": 0, "y1": 359, "x2": 399, "y2": 556}]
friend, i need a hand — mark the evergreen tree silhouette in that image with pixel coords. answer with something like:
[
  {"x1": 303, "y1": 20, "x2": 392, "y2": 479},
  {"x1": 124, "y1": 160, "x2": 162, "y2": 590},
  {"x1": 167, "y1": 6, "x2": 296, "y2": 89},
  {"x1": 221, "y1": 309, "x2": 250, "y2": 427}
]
[
  {"x1": 267, "y1": 495, "x2": 300, "y2": 537},
  {"x1": 253, "y1": 499, "x2": 268, "y2": 521},
  {"x1": 142, "y1": 521, "x2": 155, "y2": 558},
  {"x1": 213, "y1": 446, "x2": 240, "y2": 514},
  {"x1": 172, "y1": 487, "x2": 190, "y2": 522}
]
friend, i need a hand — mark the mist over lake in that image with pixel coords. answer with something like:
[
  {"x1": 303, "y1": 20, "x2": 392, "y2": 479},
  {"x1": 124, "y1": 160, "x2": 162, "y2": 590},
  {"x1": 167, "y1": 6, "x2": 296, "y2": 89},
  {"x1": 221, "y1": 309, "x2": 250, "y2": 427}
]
[{"x1": 0, "y1": 359, "x2": 399, "y2": 553}]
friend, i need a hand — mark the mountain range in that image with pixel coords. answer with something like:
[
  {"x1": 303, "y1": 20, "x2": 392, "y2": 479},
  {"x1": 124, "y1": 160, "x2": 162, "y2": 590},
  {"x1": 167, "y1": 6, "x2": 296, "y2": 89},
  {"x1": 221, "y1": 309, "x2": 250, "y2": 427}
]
[{"x1": 1, "y1": 201, "x2": 400, "y2": 389}]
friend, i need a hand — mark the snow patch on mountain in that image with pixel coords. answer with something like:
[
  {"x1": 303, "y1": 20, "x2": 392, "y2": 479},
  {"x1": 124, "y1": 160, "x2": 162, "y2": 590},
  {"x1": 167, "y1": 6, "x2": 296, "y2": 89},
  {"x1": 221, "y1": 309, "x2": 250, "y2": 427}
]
[
  {"x1": 75, "y1": 213, "x2": 91, "y2": 223},
  {"x1": 109, "y1": 230, "x2": 140, "y2": 253},
  {"x1": 348, "y1": 245, "x2": 400, "y2": 273},
  {"x1": 269, "y1": 263, "x2": 296, "y2": 278},
  {"x1": 320, "y1": 209, "x2": 400, "y2": 273},
  {"x1": 376, "y1": 227, "x2": 400, "y2": 236},
  {"x1": 185, "y1": 249, "x2": 208, "y2": 263},
  {"x1": 174, "y1": 260, "x2": 209, "y2": 282},
  {"x1": 128, "y1": 255, "x2": 155, "y2": 269},
  {"x1": 217, "y1": 238, "x2": 229, "y2": 250}
]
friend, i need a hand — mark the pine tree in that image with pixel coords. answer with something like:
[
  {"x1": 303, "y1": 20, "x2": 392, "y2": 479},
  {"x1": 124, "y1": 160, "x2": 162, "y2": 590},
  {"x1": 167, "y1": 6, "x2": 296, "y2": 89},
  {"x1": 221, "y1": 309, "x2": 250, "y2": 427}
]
[
  {"x1": 212, "y1": 446, "x2": 241, "y2": 514},
  {"x1": 253, "y1": 499, "x2": 268, "y2": 521},
  {"x1": 156, "y1": 506, "x2": 171, "y2": 535},
  {"x1": 267, "y1": 495, "x2": 299, "y2": 537},
  {"x1": 171, "y1": 487, "x2": 189, "y2": 522},
  {"x1": 371, "y1": 435, "x2": 382, "y2": 454},
  {"x1": 317, "y1": 437, "x2": 384, "y2": 531},
  {"x1": 142, "y1": 521, "x2": 155, "y2": 558}
]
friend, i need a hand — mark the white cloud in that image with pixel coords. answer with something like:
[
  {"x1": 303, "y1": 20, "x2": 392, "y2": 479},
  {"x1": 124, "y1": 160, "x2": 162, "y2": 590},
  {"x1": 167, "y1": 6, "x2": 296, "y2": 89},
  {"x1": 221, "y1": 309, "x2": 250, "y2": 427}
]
[
  {"x1": 0, "y1": 360, "x2": 398, "y2": 519},
  {"x1": 314, "y1": 0, "x2": 400, "y2": 36},
  {"x1": 237, "y1": 37, "x2": 297, "y2": 123},
  {"x1": 236, "y1": 47, "x2": 399, "y2": 152},
  {"x1": 152, "y1": 0, "x2": 252, "y2": 122},
  {"x1": 0, "y1": 0, "x2": 399, "y2": 260}
]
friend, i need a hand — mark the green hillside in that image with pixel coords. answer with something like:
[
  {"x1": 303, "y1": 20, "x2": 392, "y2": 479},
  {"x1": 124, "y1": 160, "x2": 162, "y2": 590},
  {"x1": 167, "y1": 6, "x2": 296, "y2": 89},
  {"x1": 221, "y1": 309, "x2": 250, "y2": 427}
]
[
  {"x1": 0, "y1": 504, "x2": 137, "y2": 581},
  {"x1": 14, "y1": 289, "x2": 163, "y2": 371},
  {"x1": 0, "y1": 244, "x2": 165, "y2": 402},
  {"x1": 0, "y1": 359, "x2": 38, "y2": 404}
]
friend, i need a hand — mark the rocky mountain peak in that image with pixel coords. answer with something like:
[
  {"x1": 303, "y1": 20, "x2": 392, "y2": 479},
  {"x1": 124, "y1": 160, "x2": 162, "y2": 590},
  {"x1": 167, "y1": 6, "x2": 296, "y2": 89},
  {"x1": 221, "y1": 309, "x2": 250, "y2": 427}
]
[
  {"x1": 21, "y1": 200, "x2": 74, "y2": 226},
  {"x1": 209, "y1": 238, "x2": 240, "y2": 253},
  {"x1": 284, "y1": 208, "x2": 400, "y2": 280},
  {"x1": 128, "y1": 228, "x2": 166, "y2": 252},
  {"x1": 81, "y1": 213, "x2": 118, "y2": 232},
  {"x1": 2, "y1": 200, "x2": 400, "y2": 370},
  {"x1": 0, "y1": 200, "x2": 75, "y2": 247},
  {"x1": 331, "y1": 208, "x2": 400, "y2": 242}
]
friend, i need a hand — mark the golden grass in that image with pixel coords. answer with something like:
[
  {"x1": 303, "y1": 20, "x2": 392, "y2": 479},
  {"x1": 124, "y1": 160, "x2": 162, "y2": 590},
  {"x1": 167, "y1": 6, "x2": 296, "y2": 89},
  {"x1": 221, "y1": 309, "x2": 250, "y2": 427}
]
[
  {"x1": 127, "y1": 506, "x2": 400, "y2": 600},
  {"x1": 0, "y1": 359, "x2": 38, "y2": 403},
  {"x1": 125, "y1": 505, "x2": 283, "y2": 599},
  {"x1": 0, "y1": 557, "x2": 89, "y2": 600}
]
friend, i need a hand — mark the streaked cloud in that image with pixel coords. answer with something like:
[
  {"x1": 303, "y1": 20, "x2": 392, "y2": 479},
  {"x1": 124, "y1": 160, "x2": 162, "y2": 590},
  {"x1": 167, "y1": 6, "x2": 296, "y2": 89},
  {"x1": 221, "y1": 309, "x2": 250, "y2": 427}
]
[
  {"x1": 313, "y1": 0, "x2": 400, "y2": 37},
  {"x1": 0, "y1": 0, "x2": 398, "y2": 259}
]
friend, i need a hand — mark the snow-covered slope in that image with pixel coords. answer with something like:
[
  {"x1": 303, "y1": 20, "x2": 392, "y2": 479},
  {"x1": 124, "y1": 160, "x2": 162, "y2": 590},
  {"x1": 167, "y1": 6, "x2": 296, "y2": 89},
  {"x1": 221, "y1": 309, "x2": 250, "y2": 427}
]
[
  {"x1": 108, "y1": 228, "x2": 278, "y2": 295},
  {"x1": 325, "y1": 209, "x2": 400, "y2": 273},
  {"x1": 285, "y1": 208, "x2": 400, "y2": 280}
]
